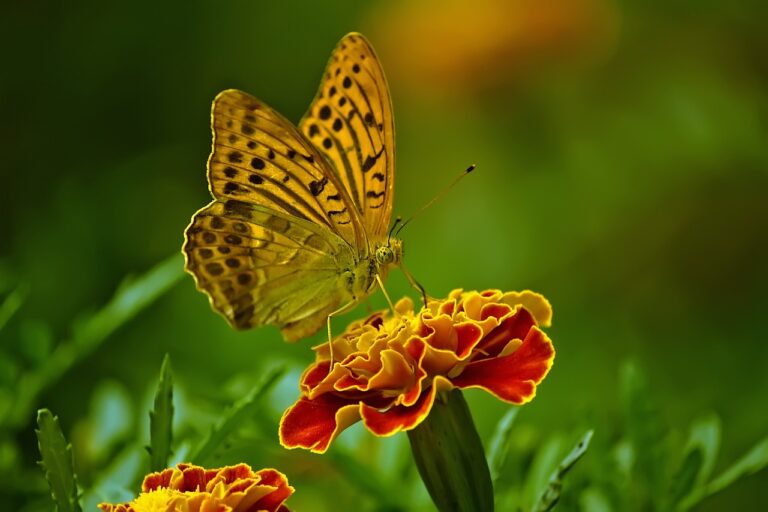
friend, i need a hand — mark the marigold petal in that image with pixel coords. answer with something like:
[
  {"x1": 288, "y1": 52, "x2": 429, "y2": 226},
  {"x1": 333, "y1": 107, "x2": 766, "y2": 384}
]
[
  {"x1": 279, "y1": 394, "x2": 361, "y2": 453},
  {"x1": 500, "y1": 290, "x2": 552, "y2": 327},
  {"x1": 142, "y1": 467, "x2": 176, "y2": 492},
  {"x1": 475, "y1": 307, "x2": 536, "y2": 357},
  {"x1": 361, "y1": 376, "x2": 454, "y2": 436},
  {"x1": 452, "y1": 327, "x2": 554, "y2": 404},
  {"x1": 251, "y1": 469, "x2": 294, "y2": 511},
  {"x1": 368, "y1": 349, "x2": 414, "y2": 390}
]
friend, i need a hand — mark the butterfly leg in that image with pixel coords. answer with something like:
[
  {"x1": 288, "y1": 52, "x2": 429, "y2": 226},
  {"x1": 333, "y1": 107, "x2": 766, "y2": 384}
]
[
  {"x1": 399, "y1": 262, "x2": 428, "y2": 308},
  {"x1": 375, "y1": 274, "x2": 396, "y2": 313},
  {"x1": 326, "y1": 299, "x2": 357, "y2": 365}
]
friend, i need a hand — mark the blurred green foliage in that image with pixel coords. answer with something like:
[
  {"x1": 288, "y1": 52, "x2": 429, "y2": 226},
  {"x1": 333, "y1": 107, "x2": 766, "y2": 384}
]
[{"x1": 1, "y1": 0, "x2": 767, "y2": 510}]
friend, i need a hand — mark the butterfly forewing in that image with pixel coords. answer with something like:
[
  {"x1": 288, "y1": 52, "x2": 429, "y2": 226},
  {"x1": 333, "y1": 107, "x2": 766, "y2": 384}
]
[
  {"x1": 209, "y1": 89, "x2": 367, "y2": 251},
  {"x1": 300, "y1": 33, "x2": 395, "y2": 241}
]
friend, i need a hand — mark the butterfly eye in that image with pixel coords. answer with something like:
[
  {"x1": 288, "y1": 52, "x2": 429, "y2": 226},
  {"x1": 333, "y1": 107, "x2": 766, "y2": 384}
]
[{"x1": 376, "y1": 247, "x2": 394, "y2": 265}]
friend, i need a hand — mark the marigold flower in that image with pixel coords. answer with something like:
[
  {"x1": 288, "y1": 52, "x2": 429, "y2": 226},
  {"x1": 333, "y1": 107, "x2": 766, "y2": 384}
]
[
  {"x1": 280, "y1": 289, "x2": 555, "y2": 453},
  {"x1": 98, "y1": 463, "x2": 293, "y2": 512}
]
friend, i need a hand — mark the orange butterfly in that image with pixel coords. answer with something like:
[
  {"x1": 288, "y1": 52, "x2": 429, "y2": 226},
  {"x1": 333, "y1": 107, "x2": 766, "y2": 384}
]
[{"x1": 183, "y1": 33, "x2": 417, "y2": 342}]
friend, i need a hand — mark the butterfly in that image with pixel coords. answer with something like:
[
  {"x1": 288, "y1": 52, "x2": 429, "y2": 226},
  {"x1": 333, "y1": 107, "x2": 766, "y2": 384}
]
[{"x1": 183, "y1": 32, "x2": 413, "y2": 343}]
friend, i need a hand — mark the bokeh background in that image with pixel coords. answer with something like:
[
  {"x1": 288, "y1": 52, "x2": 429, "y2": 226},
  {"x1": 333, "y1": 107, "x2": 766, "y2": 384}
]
[{"x1": 2, "y1": 0, "x2": 767, "y2": 510}]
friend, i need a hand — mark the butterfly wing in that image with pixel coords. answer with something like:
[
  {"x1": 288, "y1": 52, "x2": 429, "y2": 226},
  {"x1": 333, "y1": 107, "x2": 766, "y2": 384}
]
[
  {"x1": 208, "y1": 89, "x2": 367, "y2": 252},
  {"x1": 299, "y1": 33, "x2": 395, "y2": 242},
  {"x1": 183, "y1": 88, "x2": 370, "y2": 340},
  {"x1": 184, "y1": 200, "x2": 355, "y2": 341}
]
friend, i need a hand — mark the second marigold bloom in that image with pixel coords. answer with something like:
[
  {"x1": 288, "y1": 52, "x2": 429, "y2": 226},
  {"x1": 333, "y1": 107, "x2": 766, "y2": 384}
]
[
  {"x1": 280, "y1": 289, "x2": 555, "y2": 453},
  {"x1": 99, "y1": 463, "x2": 293, "y2": 512}
]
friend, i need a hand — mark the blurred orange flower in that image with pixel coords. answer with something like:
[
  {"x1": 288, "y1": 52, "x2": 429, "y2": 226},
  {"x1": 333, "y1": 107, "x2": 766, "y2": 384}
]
[
  {"x1": 98, "y1": 463, "x2": 293, "y2": 512},
  {"x1": 369, "y1": 0, "x2": 619, "y2": 93},
  {"x1": 280, "y1": 289, "x2": 555, "y2": 453}
]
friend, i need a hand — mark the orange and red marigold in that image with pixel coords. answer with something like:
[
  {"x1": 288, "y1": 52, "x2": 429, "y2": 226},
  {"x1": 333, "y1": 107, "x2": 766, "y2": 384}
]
[
  {"x1": 99, "y1": 463, "x2": 293, "y2": 512},
  {"x1": 279, "y1": 289, "x2": 555, "y2": 453}
]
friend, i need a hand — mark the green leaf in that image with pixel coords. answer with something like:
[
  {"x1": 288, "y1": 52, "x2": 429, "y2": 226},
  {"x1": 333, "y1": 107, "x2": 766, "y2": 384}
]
[
  {"x1": 148, "y1": 354, "x2": 173, "y2": 471},
  {"x1": 668, "y1": 414, "x2": 720, "y2": 510},
  {"x1": 668, "y1": 446, "x2": 703, "y2": 510},
  {"x1": 706, "y1": 436, "x2": 768, "y2": 498},
  {"x1": 487, "y1": 406, "x2": 520, "y2": 483},
  {"x1": 686, "y1": 414, "x2": 721, "y2": 486},
  {"x1": 620, "y1": 361, "x2": 667, "y2": 508},
  {"x1": 35, "y1": 409, "x2": 82, "y2": 512},
  {"x1": 680, "y1": 435, "x2": 768, "y2": 510},
  {"x1": 0, "y1": 284, "x2": 28, "y2": 332},
  {"x1": 4, "y1": 254, "x2": 184, "y2": 430},
  {"x1": 190, "y1": 365, "x2": 286, "y2": 465},
  {"x1": 534, "y1": 430, "x2": 594, "y2": 512},
  {"x1": 523, "y1": 436, "x2": 564, "y2": 509},
  {"x1": 407, "y1": 389, "x2": 494, "y2": 512}
]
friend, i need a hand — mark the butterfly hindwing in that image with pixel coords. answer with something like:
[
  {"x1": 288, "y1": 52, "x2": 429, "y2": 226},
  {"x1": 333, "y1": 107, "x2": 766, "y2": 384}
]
[
  {"x1": 184, "y1": 200, "x2": 354, "y2": 340},
  {"x1": 209, "y1": 89, "x2": 367, "y2": 252},
  {"x1": 300, "y1": 33, "x2": 395, "y2": 240}
]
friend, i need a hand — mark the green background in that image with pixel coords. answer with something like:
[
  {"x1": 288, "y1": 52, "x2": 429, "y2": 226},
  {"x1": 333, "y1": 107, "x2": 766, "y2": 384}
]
[{"x1": 2, "y1": 0, "x2": 766, "y2": 510}]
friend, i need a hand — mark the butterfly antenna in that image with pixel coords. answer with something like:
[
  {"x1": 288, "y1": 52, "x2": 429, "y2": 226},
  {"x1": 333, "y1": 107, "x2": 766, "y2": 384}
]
[
  {"x1": 387, "y1": 216, "x2": 402, "y2": 245},
  {"x1": 396, "y1": 164, "x2": 476, "y2": 236}
]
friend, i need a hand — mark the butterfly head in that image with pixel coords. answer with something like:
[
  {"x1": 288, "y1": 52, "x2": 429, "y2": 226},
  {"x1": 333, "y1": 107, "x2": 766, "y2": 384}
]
[{"x1": 375, "y1": 238, "x2": 403, "y2": 269}]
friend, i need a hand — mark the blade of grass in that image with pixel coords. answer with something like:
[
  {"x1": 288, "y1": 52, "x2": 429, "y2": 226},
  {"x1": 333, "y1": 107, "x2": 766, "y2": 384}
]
[
  {"x1": 190, "y1": 366, "x2": 287, "y2": 465},
  {"x1": 669, "y1": 414, "x2": 720, "y2": 510},
  {"x1": 0, "y1": 284, "x2": 28, "y2": 332},
  {"x1": 487, "y1": 406, "x2": 520, "y2": 483},
  {"x1": 682, "y1": 435, "x2": 768, "y2": 509},
  {"x1": 534, "y1": 430, "x2": 594, "y2": 512},
  {"x1": 148, "y1": 354, "x2": 173, "y2": 471},
  {"x1": 4, "y1": 253, "x2": 184, "y2": 429},
  {"x1": 621, "y1": 361, "x2": 667, "y2": 509},
  {"x1": 35, "y1": 409, "x2": 82, "y2": 512}
]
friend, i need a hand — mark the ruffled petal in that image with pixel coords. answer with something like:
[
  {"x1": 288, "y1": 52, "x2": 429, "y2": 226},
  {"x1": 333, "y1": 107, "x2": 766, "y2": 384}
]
[
  {"x1": 361, "y1": 376, "x2": 455, "y2": 436},
  {"x1": 452, "y1": 327, "x2": 554, "y2": 404},
  {"x1": 279, "y1": 394, "x2": 361, "y2": 453},
  {"x1": 249, "y1": 469, "x2": 294, "y2": 511}
]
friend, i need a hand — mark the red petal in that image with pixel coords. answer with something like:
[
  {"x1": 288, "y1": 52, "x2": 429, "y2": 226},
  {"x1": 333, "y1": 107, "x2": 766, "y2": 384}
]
[
  {"x1": 453, "y1": 327, "x2": 554, "y2": 404},
  {"x1": 279, "y1": 394, "x2": 360, "y2": 453},
  {"x1": 252, "y1": 468, "x2": 294, "y2": 511},
  {"x1": 180, "y1": 465, "x2": 206, "y2": 491},
  {"x1": 301, "y1": 361, "x2": 331, "y2": 388},
  {"x1": 360, "y1": 376, "x2": 454, "y2": 436},
  {"x1": 142, "y1": 467, "x2": 174, "y2": 491},
  {"x1": 476, "y1": 307, "x2": 536, "y2": 358},
  {"x1": 455, "y1": 322, "x2": 484, "y2": 358}
]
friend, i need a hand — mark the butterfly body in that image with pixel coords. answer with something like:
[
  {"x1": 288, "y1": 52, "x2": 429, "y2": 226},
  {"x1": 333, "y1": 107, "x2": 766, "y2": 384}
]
[
  {"x1": 184, "y1": 33, "x2": 403, "y2": 342},
  {"x1": 345, "y1": 238, "x2": 403, "y2": 300}
]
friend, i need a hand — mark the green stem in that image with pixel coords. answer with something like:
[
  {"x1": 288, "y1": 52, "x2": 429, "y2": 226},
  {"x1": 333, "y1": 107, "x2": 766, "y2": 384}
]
[{"x1": 407, "y1": 389, "x2": 494, "y2": 512}]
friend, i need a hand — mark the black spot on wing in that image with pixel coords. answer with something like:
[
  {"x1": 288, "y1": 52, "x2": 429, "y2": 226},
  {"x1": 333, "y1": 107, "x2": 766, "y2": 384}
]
[
  {"x1": 250, "y1": 157, "x2": 265, "y2": 170},
  {"x1": 224, "y1": 200, "x2": 253, "y2": 219},
  {"x1": 362, "y1": 148, "x2": 385, "y2": 173},
  {"x1": 309, "y1": 177, "x2": 328, "y2": 196}
]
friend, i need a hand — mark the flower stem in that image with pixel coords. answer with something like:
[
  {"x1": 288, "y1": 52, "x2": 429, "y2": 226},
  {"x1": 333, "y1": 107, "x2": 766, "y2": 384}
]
[{"x1": 407, "y1": 389, "x2": 494, "y2": 512}]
